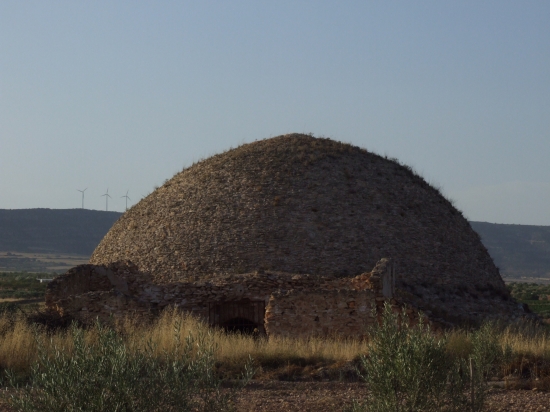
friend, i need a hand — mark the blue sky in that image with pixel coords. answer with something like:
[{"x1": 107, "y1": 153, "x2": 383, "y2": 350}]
[{"x1": 1, "y1": 1, "x2": 549, "y2": 224}]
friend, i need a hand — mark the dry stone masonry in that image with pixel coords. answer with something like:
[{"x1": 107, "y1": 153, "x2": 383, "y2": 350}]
[
  {"x1": 46, "y1": 259, "x2": 402, "y2": 338},
  {"x1": 47, "y1": 134, "x2": 530, "y2": 333}
]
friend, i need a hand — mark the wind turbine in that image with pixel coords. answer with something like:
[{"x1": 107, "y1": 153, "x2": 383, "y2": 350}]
[
  {"x1": 101, "y1": 188, "x2": 112, "y2": 211},
  {"x1": 121, "y1": 190, "x2": 131, "y2": 211},
  {"x1": 77, "y1": 188, "x2": 87, "y2": 209}
]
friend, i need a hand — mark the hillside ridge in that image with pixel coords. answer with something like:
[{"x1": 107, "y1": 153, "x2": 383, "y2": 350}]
[
  {"x1": 470, "y1": 221, "x2": 550, "y2": 279},
  {"x1": 0, "y1": 208, "x2": 122, "y2": 255}
]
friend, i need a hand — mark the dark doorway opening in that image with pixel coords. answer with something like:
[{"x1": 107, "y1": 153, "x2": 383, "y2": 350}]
[
  {"x1": 208, "y1": 299, "x2": 265, "y2": 335},
  {"x1": 220, "y1": 317, "x2": 258, "y2": 334}
]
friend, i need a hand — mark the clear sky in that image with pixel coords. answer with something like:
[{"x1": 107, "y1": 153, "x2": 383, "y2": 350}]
[{"x1": 1, "y1": 1, "x2": 549, "y2": 225}]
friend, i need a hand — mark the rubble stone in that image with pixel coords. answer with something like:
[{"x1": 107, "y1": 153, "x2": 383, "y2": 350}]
[
  {"x1": 47, "y1": 259, "x2": 402, "y2": 337},
  {"x1": 74, "y1": 134, "x2": 526, "y2": 327}
]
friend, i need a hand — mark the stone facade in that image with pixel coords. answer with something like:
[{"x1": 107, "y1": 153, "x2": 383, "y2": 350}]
[
  {"x1": 266, "y1": 290, "x2": 377, "y2": 338},
  {"x1": 46, "y1": 259, "x2": 403, "y2": 338},
  {"x1": 265, "y1": 259, "x2": 400, "y2": 338}
]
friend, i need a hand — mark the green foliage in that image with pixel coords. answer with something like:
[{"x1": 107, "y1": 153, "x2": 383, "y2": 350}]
[
  {"x1": 507, "y1": 282, "x2": 550, "y2": 299},
  {"x1": 471, "y1": 322, "x2": 512, "y2": 381},
  {"x1": 446, "y1": 323, "x2": 512, "y2": 411},
  {"x1": 507, "y1": 282, "x2": 550, "y2": 318},
  {"x1": 353, "y1": 305, "x2": 449, "y2": 412},
  {"x1": 0, "y1": 272, "x2": 48, "y2": 300},
  {"x1": 348, "y1": 303, "x2": 511, "y2": 412},
  {"x1": 0, "y1": 302, "x2": 20, "y2": 314},
  {"x1": 7, "y1": 319, "x2": 253, "y2": 412}
]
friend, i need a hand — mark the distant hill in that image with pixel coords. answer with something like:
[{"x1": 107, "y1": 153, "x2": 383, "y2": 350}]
[
  {"x1": 0, "y1": 209, "x2": 548, "y2": 279},
  {"x1": 0, "y1": 209, "x2": 122, "y2": 255},
  {"x1": 470, "y1": 221, "x2": 550, "y2": 279}
]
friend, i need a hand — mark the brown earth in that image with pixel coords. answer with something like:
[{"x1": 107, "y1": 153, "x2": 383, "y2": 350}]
[
  {"x1": 232, "y1": 382, "x2": 548, "y2": 412},
  {"x1": 236, "y1": 381, "x2": 550, "y2": 412},
  {"x1": 1, "y1": 382, "x2": 548, "y2": 411}
]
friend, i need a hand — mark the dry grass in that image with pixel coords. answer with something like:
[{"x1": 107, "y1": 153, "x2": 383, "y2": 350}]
[
  {"x1": 0, "y1": 310, "x2": 367, "y2": 378},
  {"x1": 501, "y1": 328, "x2": 550, "y2": 358},
  {"x1": 446, "y1": 324, "x2": 549, "y2": 359},
  {"x1": 118, "y1": 310, "x2": 369, "y2": 379},
  {"x1": 0, "y1": 309, "x2": 548, "y2": 383},
  {"x1": 445, "y1": 323, "x2": 550, "y2": 392}
]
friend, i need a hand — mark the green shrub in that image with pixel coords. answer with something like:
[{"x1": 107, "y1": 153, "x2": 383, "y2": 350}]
[
  {"x1": 348, "y1": 303, "x2": 510, "y2": 412},
  {"x1": 7, "y1": 319, "x2": 253, "y2": 412},
  {"x1": 350, "y1": 304, "x2": 450, "y2": 412}
]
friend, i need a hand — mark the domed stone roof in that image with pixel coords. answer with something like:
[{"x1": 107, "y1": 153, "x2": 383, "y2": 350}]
[{"x1": 90, "y1": 134, "x2": 504, "y2": 297}]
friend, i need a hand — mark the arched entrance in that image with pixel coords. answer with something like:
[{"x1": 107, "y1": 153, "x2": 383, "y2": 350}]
[{"x1": 208, "y1": 299, "x2": 265, "y2": 334}]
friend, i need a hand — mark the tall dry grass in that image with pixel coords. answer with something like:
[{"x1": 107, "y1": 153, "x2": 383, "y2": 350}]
[
  {"x1": 0, "y1": 309, "x2": 548, "y2": 381},
  {"x1": 0, "y1": 310, "x2": 369, "y2": 379},
  {"x1": 119, "y1": 309, "x2": 369, "y2": 371},
  {"x1": 446, "y1": 322, "x2": 550, "y2": 389},
  {"x1": 500, "y1": 326, "x2": 550, "y2": 359}
]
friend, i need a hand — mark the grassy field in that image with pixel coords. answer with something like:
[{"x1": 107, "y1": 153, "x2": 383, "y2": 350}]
[
  {"x1": 0, "y1": 272, "x2": 546, "y2": 383},
  {"x1": 0, "y1": 269, "x2": 548, "y2": 410},
  {"x1": 0, "y1": 272, "x2": 48, "y2": 298},
  {"x1": 0, "y1": 308, "x2": 546, "y2": 411},
  {"x1": 507, "y1": 282, "x2": 550, "y2": 319},
  {"x1": 0, "y1": 272, "x2": 49, "y2": 315},
  {"x1": 0, "y1": 278, "x2": 545, "y2": 411},
  {"x1": 0, "y1": 308, "x2": 546, "y2": 383}
]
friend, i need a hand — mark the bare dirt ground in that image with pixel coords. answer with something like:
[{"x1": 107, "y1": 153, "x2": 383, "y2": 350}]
[
  {"x1": 233, "y1": 381, "x2": 368, "y2": 411},
  {"x1": 232, "y1": 381, "x2": 550, "y2": 412},
  {"x1": 0, "y1": 382, "x2": 548, "y2": 411}
]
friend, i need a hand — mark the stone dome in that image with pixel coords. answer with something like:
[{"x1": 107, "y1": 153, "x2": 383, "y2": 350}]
[{"x1": 90, "y1": 134, "x2": 505, "y2": 296}]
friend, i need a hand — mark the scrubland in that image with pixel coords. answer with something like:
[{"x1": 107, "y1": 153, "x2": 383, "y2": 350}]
[{"x1": 0, "y1": 306, "x2": 547, "y2": 411}]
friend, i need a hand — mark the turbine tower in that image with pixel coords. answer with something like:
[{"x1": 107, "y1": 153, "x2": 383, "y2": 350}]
[
  {"x1": 121, "y1": 190, "x2": 131, "y2": 211},
  {"x1": 101, "y1": 188, "x2": 112, "y2": 211},
  {"x1": 77, "y1": 188, "x2": 87, "y2": 209}
]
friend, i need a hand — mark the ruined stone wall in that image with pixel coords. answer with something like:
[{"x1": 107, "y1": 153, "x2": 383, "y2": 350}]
[
  {"x1": 47, "y1": 257, "x2": 528, "y2": 329},
  {"x1": 45, "y1": 265, "x2": 111, "y2": 308},
  {"x1": 52, "y1": 290, "x2": 155, "y2": 324},
  {"x1": 264, "y1": 259, "x2": 397, "y2": 338},
  {"x1": 46, "y1": 262, "x2": 153, "y2": 323},
  {"x1": 45, "y1": 260, "x2": 394, "y2": 335},
  {"x1": 265, "y1": 289, "x2": 378, "y2": 339}
]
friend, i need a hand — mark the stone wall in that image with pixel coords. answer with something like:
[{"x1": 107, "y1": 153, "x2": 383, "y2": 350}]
[
  {"x1": 46, "y1": 259, "x2": 398, "y2": 337},
  {"x1": 46, "y1": 257, "x2": 531, "y2": 332},
  {"x1": 265, "y1": 259, "x2": 399, "y2": 338},
  {"x1": 265, "y1": 289, "x2": 378, "y2": 339},
  {"x1": 46, "y1": 262, "x2": 155, "y2": 323}
]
